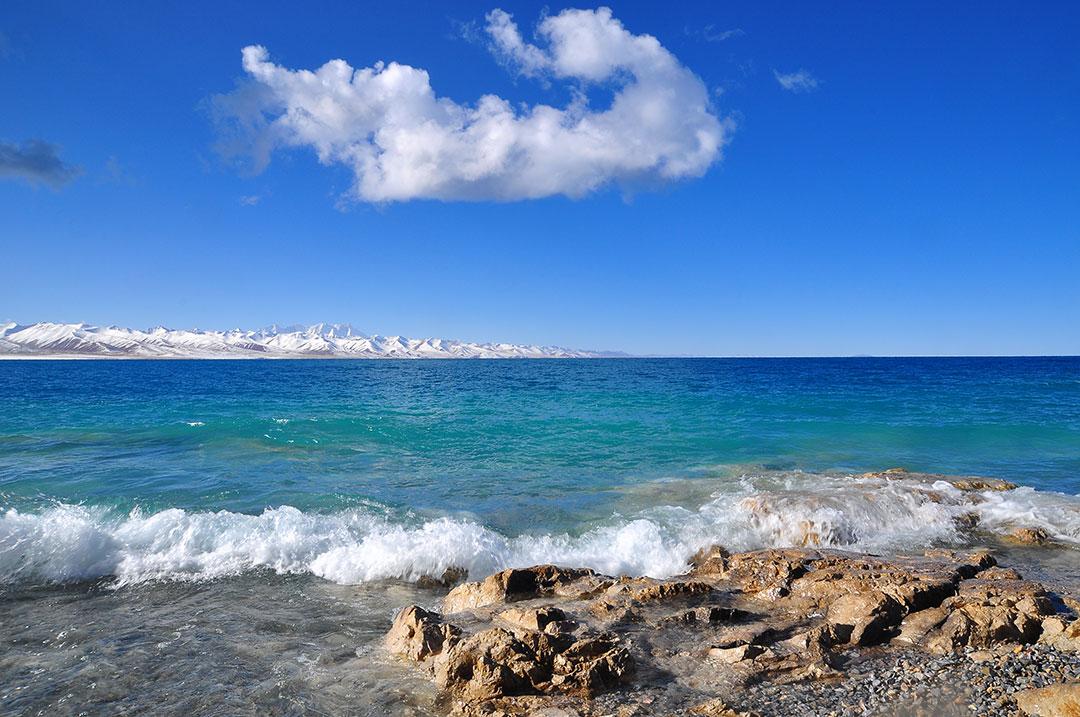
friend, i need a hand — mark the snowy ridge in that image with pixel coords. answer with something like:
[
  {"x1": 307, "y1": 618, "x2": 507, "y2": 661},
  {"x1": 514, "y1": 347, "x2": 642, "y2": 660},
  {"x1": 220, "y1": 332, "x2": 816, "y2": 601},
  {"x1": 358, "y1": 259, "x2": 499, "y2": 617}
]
[{"x1": 0, "y1": 322, "x2": 618, "y2": 359}]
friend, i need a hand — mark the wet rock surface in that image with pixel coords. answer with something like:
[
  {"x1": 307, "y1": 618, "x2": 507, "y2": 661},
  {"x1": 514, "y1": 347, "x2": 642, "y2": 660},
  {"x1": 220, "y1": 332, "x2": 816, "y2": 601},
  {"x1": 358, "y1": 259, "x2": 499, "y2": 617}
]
[
  {"x1": 857, "y1": 467, "x2": 1019, "y2": 492},
  {"x1": 385, "y1": 551, "x2": 1080, "y2": 716}
]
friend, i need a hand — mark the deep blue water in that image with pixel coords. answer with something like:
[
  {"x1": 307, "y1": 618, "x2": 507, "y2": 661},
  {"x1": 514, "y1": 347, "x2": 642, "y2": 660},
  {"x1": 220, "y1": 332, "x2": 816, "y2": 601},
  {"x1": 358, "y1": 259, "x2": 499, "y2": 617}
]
[{"x1": 2, "y1": 357, "x2": 1079, "y2": 530}]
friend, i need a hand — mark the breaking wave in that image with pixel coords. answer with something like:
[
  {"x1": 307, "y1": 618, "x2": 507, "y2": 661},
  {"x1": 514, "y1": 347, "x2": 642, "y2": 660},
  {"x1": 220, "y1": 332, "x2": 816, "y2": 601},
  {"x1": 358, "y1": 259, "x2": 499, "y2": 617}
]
[{"x1": 3, "y1": 472, "x2": 1080, "y2": 586}]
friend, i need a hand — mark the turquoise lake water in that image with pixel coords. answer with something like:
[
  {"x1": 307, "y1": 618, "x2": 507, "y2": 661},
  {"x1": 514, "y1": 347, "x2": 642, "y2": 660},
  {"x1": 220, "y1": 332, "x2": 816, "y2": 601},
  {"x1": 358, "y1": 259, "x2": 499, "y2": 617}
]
[
  {"x1": 2, "y1": 357, "x2": 1080, "y2": 716},
  {"x1": 2, "y1": 357, "x2": 1080, "y2": 585}
]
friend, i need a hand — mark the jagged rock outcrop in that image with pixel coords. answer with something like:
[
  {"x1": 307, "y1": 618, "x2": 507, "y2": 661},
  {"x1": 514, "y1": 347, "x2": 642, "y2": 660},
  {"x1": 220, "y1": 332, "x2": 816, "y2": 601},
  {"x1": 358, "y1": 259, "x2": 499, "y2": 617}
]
[
  {"x1": 385, "y1": 549, "x2": 1077, "y2": 715},
  {"x1": 385, "y1": 605, "x2": 461, "y2": 662},
  {"x1": 388, "y1": 606, "x2": 632, "y2": 704},
  {"x1": 899, "y1": 577, "x2": 1056, "y2": 653}
]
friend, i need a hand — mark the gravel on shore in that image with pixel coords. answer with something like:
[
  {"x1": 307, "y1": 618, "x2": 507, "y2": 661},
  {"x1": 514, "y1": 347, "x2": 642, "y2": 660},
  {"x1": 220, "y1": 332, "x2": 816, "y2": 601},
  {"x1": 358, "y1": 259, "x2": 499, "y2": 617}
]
[{"x1": 736, "y1": 644, "x2": 1080, "y2": 717}]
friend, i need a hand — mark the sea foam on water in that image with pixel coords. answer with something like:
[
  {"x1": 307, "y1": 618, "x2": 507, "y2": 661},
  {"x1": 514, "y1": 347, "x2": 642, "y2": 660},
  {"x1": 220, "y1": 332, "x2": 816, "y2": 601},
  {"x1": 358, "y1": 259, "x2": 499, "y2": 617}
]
[{"x1": 3, "y1": 472, "x2": 1079, "y2": 587}]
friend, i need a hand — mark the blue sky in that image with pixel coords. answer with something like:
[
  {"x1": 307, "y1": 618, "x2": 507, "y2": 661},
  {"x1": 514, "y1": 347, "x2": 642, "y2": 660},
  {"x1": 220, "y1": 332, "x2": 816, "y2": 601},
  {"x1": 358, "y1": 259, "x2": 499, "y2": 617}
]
[{"x1": 1, "y1": 1, "x2": 1077, "y2": 356}]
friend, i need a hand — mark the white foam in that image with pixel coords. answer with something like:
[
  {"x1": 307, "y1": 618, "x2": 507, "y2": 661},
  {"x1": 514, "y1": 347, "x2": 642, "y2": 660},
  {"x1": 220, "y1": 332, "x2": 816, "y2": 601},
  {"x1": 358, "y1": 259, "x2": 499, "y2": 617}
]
[{"x1": 3, "y1": 474, "x2": 1080, "y2": 587}]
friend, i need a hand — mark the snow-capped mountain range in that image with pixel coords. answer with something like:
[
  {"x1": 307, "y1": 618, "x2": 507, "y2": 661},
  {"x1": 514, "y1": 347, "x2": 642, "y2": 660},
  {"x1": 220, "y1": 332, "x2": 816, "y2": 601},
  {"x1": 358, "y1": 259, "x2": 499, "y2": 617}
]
[{"x1": 0, "y1": 322, "x2": 618, "y2": 359}]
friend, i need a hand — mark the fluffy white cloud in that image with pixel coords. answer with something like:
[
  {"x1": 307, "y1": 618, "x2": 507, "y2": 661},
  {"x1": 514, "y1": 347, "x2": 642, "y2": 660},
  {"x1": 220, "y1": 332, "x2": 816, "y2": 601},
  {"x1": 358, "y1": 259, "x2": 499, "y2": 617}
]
[
  {"x1": 216, "y1": 7, "x2": 729, "y2": 203},
  {"x1": 774, "y1": 69, "x2": 819, "y2": 93}
]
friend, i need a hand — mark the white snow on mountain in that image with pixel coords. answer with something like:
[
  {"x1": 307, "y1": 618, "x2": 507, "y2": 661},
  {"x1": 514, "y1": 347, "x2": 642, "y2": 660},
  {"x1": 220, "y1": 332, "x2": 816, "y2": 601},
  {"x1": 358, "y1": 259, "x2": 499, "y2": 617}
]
[{"x1": 0, "y1": 322, "x2": 618, "y2": 359}]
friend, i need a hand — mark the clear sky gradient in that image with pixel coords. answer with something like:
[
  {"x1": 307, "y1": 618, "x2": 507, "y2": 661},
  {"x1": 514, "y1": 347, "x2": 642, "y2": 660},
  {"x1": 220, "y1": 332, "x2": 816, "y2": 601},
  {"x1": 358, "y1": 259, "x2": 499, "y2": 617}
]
[{"x1": 2, "y1": 1, "x2": 1078, "y2": 356}]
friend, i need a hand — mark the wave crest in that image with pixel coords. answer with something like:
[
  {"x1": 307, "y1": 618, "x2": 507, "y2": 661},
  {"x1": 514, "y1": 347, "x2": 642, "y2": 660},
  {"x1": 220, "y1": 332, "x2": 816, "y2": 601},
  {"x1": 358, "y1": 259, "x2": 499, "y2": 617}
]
[{"x1": 4, "y1": 472, "x2": 1080, "y2": 586}]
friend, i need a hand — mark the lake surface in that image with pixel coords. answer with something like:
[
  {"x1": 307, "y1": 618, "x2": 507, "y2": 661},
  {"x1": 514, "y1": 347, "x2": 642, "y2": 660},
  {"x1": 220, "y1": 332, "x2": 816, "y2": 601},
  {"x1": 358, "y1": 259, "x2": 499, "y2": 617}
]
[{"x1": 2, "y1": 357, "x2": 1080, "y2": 714}]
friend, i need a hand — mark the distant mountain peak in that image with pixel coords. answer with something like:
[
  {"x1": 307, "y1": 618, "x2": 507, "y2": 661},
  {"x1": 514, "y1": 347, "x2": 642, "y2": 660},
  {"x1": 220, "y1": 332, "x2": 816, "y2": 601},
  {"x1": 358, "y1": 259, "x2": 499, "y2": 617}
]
[{"x1": 0, "y1": 322, "x2": 621, "y2": 359}]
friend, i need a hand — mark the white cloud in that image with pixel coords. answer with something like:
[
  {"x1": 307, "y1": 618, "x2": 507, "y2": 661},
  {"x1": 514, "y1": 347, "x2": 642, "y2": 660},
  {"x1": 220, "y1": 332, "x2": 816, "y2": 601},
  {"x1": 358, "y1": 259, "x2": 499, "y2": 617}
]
[
  {"x1": 214, "y1": 7, "x2": 730, "y2": 203},
  {"x1": 685, "y1": 25, "x2": 745, "y2": 43},
  {"x1": 774, "y1": 69, "x2": 819, "y2": 93},
  {"x1": 238, "y1": 194, "x2": 261, "y2": 206}
]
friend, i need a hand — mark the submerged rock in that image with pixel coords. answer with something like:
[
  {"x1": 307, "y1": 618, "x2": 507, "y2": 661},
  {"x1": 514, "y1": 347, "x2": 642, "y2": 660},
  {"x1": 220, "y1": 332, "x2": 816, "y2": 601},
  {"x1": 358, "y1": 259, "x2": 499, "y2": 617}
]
[
  {"x1": 946, "y1": 476, "x2": 1019, "y2": 491},
  {"x1": 857, "y1": 467, "x2": 1018, "y2": 491},
  {"x1": 1009, "y1": 526, "x2": 1053, "y2": 545}
]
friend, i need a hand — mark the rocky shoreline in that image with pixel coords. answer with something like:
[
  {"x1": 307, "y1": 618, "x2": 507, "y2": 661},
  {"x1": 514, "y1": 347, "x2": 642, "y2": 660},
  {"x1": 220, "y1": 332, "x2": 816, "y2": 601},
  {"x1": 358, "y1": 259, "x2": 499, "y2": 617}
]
[{"x1": 384, "y1": 541, "x2": 1080, "y2": 715}]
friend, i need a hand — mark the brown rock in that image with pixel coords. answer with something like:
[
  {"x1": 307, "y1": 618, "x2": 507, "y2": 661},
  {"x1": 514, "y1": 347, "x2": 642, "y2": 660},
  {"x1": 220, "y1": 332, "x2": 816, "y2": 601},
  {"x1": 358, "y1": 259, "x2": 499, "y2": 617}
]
[
  {"x1": 780, "y1": 624, "x2": 844, "y2": 654},
  {"x1": 543, "y1": 619, "x2": 580, "y2": 635},
  {"x1": 655, "y1": 605, "x2": 749, "y2": 628},
  {"x1": 792, "y1": 553, "x2": 958, "y2": 614},
  {"x1": 751, "y1": 625, "x2": 842, "y2": 684},
  {"x1": 1041, "y1": 617, "x2": 1070, "y2": 640},
  {"x1": 1008, "y1": 527, "x2": 1052, "y2": 545},
  {"x1": 515, "y1": 628, "x2": 577, "y2": 667},
  {"x1": 858, "y1": 467, "x2": 910, "y2": 479},
  {"x1": 946, "y1": 476, "x2": 1017, "y2": 491},
  {"x1": 385, "y1": 552, "x2": 1070, "y2": 712},
  {"x1": 688, "y1": 544, "x2": 730, "y2": 576},
  {"x1": 428, "y1": 621, "x2": 633, "y2": 703},
  {"x1": 922, "y1": 548, "x2": 997, "y2": 579},
  {"x1": 443, "y1": 565, "x2": 597, "y2": 613},
  {"x1": 689, "y1": 698, "x2": 757, "y2": 716},
  {"x1": 921, "y1": 579, "x2": 1055, "y2": 653},
  {"x1": 858, "y1": 468, "x2": 1017, "y2": 491},
  {"x1": 719, "y1": 549, "x2": 815, "y2": 594},
  {"x1": 826, "y1": 591, "x2": 905, "y2": 645},
  {"x1": 385, "y1": 605, "x2": 461, "y2": 662},
  {"x1": 953, "y1": 512, "x2": 980, "y2": 531},
  {"x1": 700, "y1": 623, "x2": 773, "y2": 651},
  {"x1": 626, "y1": 579, "x2": 713, "y2": 603},
  {"x1": 1040, "y1": 618, "x2": 1080, "y2": 652},
  {"x1": 893, "y1": 606, "x2": 949, "y2": 647},
  {"x1": 415, "y1": 566, "x2": 469, "y2": 588},
  {"x1": 980, "y1": 566, "x2": 1024, "y2": 580},
  {"x1": 708, "y1": 643, "x2": 771, "y2": 663},
  {"x1": 1015, "y1": 682, "x2": 1080, "y2": 716},
  {"x1": 550, "y1": 633, "x2": 634, "y2": 694},
  {"x1": 552, "y1": 573, "x2": 614, "y2": 600},
  {"x1": 586, "y1": 598, "x2": 639, "y2": 624},
  {"x1": 498, "y1": 606, "x2": 568, "y2": 632},
  {"x1": 434, "y1": 628, "x2": 543, "y2": 701}
]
